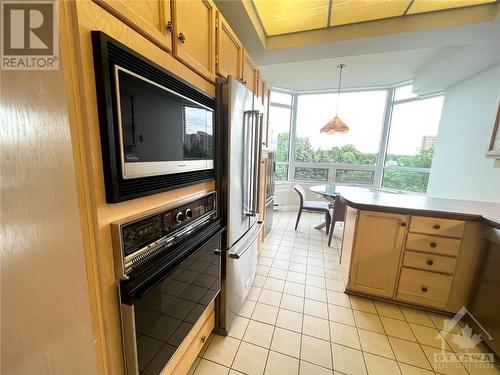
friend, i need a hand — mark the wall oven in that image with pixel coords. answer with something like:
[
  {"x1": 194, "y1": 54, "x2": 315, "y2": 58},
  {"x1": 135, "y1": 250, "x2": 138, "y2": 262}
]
[
  {"x1": 112, "y1": 192, "x2": 223, "y2": 374},
  {"x1": 92, "y1": 32, "x2": 215, "y2": 202}
]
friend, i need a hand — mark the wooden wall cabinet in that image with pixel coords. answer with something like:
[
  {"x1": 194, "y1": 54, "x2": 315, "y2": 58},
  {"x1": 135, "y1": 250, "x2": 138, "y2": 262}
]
[
  {"x1": 261, "y1": 82, "x2": 270, "y2": 146},
  {"x1": 215, "y1": 12, "x2": 242, "y2": 79},
  {"x1": 344, "y1": 211, "x2": 408, "y2": 298},
  {"x1": 94, "y1": 0, "x2": 173, "y2": 51},
  {"x1": 171, "y1": 0, "x2": 216, "y2": 82},
  {"x1": 257, "y1": 71, "x2": 264, "y2": 103},
  {"x1": 242, "y1": 49, "x2": 258, "y2": 94}
]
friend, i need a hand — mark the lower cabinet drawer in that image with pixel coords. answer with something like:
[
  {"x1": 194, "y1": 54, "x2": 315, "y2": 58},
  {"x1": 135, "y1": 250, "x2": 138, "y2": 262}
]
[
  {"x1": 403, "y1": 250, "x2": 457, "y2": 274},
  {"x1": 397, "y1": 267, "x2": 453, "y2": 309},
  {"x1": 171, "y1": 310, "x2": 215, "y2": 375},
  {"x1": 409, "y1": 216, "x2": 465, "y2": 238},
  {"x1": 406, "y1": 233, "x2": 461, "y2": 257}
]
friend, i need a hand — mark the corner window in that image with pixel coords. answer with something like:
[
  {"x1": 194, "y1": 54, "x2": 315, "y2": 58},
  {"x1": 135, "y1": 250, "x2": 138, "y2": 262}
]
[
  {"x1": 383, "y1": 96, "x2": 443, "y2": 193},
  {"x1": 295, "y1": 91, "x2": 387, "y2": 165},
  {"x1": 268, "y1": 92, "x2": 294, "y2": 181},
  {"x1": 267, "y1": 85, "x2": 444, "y2": 193}
]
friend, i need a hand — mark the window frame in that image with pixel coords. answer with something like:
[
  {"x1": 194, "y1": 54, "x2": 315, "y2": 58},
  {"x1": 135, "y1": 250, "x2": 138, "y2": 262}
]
[{"x1": 269, "y1": 84, "x2": 443, "y2": 193}]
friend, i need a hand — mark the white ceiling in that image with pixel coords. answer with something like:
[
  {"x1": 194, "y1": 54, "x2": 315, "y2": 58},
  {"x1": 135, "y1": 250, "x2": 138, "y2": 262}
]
[
  {"x1": 260, "y1": 48, "x2": 439, "y2": 91},
  {"x1": 216, "y1": 0, "x2": 500, "y2": 93}
]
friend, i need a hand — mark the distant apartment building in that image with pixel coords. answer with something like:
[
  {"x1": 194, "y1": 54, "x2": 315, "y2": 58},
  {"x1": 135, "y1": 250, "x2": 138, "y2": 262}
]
[{"x1": 421, "y1": 135, "x2": 436, "y2": 150}]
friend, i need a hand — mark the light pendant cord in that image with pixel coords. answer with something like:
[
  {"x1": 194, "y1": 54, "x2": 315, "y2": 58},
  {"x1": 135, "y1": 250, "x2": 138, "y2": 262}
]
[{"x1": 335, "y1": 64, "x2": 345, "y2": 117}]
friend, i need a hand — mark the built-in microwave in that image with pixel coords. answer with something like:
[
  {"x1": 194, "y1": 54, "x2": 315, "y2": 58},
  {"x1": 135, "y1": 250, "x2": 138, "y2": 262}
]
[
  {"x1": 92, "y1": 31, "x2": 215, "y2": 203},
  {"x1": 115, "y1": 66, "x2": 214, "y2": 179}
]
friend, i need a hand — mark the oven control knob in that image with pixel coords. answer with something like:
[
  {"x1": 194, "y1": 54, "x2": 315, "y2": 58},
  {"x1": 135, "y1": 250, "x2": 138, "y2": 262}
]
[
  {"x1": 175, "y1": 211, "x2": 184, "y2": 223},
  {"x1": 185, "y1": 208, "x2": 193, "y2": 220}
]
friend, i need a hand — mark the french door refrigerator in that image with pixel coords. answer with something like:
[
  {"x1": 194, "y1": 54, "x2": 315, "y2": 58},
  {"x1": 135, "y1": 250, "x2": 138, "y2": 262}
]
[{"x1": 216, "y1": 76, "x2": 263, "y2": 333}]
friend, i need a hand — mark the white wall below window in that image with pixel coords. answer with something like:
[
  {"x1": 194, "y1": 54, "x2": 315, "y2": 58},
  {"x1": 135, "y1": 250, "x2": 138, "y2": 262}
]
[{"x1": 427, "y1": 65, "x2": 500, "y2": 202}]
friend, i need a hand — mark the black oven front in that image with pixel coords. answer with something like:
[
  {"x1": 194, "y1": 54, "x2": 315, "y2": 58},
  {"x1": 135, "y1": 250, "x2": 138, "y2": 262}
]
[{"x1": 112, "y1": 193, "x2": 223, "y2": 374}]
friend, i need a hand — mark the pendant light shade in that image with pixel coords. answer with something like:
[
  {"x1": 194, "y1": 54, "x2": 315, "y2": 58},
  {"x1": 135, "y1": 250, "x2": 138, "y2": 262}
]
[
  {"x1": 321, "y1": 64, "x2": 350, "y2": 135},
  {"x1": 320, "y1": 116, "x2": 349, "y2": 134}
]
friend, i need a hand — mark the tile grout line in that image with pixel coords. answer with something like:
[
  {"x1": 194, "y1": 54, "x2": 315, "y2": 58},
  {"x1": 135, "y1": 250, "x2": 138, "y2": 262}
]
[
  {"x1": 323, "y1": 229, "x2": 336, "y2": 373},
  {"x1": 262, "y1": 249, "x2": 288, "y2": 375},
  {"x1": 240, "y1": 212, "x2": 473, "y2": 375}
]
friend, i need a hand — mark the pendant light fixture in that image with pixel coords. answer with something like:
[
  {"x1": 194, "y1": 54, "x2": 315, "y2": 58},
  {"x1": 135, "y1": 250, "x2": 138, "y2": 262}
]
[{"x1": 320, "y1": 64, "x2": 350, "y2": 135}]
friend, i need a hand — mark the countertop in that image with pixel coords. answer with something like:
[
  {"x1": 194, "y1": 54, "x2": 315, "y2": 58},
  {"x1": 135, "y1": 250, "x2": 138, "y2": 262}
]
[{"x1": 335, "y1": 187, "x2": 500, "y2": 229}]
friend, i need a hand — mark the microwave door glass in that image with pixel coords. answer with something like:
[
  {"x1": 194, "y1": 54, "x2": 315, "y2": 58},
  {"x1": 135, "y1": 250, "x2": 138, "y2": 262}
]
[
  {"x1": 183, "y1": 106, "x2": 213, "y2": 162},
  {"x1": 116, "y1": 67, "x2": 214, "y2": 178}
]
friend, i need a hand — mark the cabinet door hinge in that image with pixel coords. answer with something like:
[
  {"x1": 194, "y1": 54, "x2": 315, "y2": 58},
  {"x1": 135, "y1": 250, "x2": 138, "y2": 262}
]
[
  {"x1": 215, "y1": 17, "x2": 220, "y2": 29},
  {"x1": 215, "y1": 54, "x2": 219, "y2": 64}
]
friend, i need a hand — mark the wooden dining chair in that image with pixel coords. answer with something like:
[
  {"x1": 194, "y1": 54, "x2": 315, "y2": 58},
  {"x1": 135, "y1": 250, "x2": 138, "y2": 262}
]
[
  {"x1": 328, "y1": 197, "x2": 346, "y2": 247},
  {"x1": 293, "y1": 185, "x2": 331, "y2": 234}
]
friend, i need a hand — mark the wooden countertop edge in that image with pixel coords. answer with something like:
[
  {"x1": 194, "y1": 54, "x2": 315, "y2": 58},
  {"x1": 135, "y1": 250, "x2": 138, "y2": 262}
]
[{"x1": 338, "y1": 196, "x2": 500, "y2": 229}]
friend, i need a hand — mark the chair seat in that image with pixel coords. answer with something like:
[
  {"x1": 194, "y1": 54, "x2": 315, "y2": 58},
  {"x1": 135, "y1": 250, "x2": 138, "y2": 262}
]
[{"x1": 303, "y1": 200, "x2": 330, "y2": 212}]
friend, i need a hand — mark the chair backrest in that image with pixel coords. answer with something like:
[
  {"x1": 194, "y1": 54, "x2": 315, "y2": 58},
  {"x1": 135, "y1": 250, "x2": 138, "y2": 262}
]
[{"x1": 293, "y1": 184, "x2": 305, "y2": 207}]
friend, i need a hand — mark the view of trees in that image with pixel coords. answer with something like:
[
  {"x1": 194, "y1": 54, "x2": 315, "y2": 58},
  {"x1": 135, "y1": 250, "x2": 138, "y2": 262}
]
[
  {"x1": 274, "y1": 132, "x2": 433, "y2": 193},
  {"x1": 382, "y1": 170, "x2": 429, "y2": 193}
]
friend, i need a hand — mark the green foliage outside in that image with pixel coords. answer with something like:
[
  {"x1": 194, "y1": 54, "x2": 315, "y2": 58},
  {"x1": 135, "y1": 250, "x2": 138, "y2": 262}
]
[
  {"x1": 294, "y1": 137, "x2": 378, "y2": 165},
  {"x1": 274, "y1": 132, "x2": 433, "y2": 193},
  {"x1": 295, "y1": 167, "x2": 328, "y2": 181},
  {"x1": 276, "y1": 133, "x2": 290, "y2": 162},
  {"x1": 381, "y1": 170, "x2": 429, "y2": 193},
  {"x1": 275, "y1": 165, "x2": 288, "y2": 181},
  {"x1": 336, "y1": 170, "x2": 374, "y2": 184}
]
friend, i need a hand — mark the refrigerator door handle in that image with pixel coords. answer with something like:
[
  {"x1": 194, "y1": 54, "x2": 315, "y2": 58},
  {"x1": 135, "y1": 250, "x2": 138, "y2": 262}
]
[
  {"x1": 251, "y1": 113, "x2": 263, "y2": 216},
  {"x1": 243, "y1": 110, "x2": 254, "y2": 216},
  {"x1": 249, "y1": 111, "x2": 256, "y2": 216},
  {"x1": 228, "y1": 221, "x2": 263, "y2": 259}
]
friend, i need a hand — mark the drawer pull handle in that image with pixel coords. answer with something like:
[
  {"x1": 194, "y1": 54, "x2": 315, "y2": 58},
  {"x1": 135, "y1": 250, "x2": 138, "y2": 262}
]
[
  {"x1": 178, "y1": 33, "x2": 186, "y2": 44},
  {"x1": 433, "y1": 224, "x2": 441, "y2": 230},
  {"x1": 427, "y1": 260, "x2": 434, "y2": 266},
  {"x1": 401, "y1": 222, "x2": 407, "y2": 227},
  {"x1": 200, "y1": 335, "x2": 207, "y2": 344},
  {"x1": 430, "y1": 242, "x2": 437, "y2": 248},
  {"x1": 421, "y1": 286, "x2": 428, "y2": 293}
]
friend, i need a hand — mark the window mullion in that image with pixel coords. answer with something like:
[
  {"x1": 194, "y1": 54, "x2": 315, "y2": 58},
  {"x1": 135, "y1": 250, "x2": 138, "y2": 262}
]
[
  {"x1": 374, "y1": 88, "x2": 394, "y2": 188},
  {"x1": 288, "y1": 93, "x2": 299, "y2": 181}
]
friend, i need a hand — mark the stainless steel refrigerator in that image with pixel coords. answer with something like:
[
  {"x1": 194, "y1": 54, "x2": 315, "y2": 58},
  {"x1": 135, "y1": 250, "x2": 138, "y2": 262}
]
[
  {"x1": 265, "y1": 151, "x2": 276, "y2": 235},
  {"x1": 215, "y1": 76, "x2": 263, "y2": 333}
]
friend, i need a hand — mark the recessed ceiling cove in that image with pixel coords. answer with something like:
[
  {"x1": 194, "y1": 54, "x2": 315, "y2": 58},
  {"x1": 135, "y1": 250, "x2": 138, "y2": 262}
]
[{"x1": 251, "y1": 0, "x2": 497, "y2": 36}]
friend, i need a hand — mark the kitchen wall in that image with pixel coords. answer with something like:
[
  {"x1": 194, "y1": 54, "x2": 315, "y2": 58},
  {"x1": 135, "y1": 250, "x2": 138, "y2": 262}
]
[
  {"x1": 1, "y1": 66, "x2": 98, "y2": 373},
  {"x1": 427, "y1": 64, "x2": 500, "y2": 202}
]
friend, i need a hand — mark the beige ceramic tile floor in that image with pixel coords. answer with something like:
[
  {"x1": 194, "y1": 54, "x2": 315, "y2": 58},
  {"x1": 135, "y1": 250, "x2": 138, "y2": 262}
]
[{"x1": 189, "y1": 210, "x2": 499, "y2": 375}]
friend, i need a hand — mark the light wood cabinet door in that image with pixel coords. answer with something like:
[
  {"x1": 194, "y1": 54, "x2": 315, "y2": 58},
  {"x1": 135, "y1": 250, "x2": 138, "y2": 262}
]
[
  {"x1": 171, "y1": 0, "x2": 216, "y2": 82},
  {"x1": 348, "y1": 211, "x2": 408, "y2": 298},
  {"x1": 242, "y1": 49, "x2": 258, "y2": 94},
  {"x1": 94, "y1": 0, "x2": 172, "y2": 51},
  {"x1": 215, "y1": 12, "x2": 242, "y2": 79},
  {"x1": 257, "y1": 71, "x2": 264, "y2": 103}
]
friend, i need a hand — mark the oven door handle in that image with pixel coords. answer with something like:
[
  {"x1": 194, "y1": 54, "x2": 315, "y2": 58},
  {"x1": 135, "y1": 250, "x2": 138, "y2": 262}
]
[
  {"x1": 228, "y1": 221, "x2": 263, "y2": 259},
  {"x1": 121, "y1": 221, "x2": 224, "y2": 303}
]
